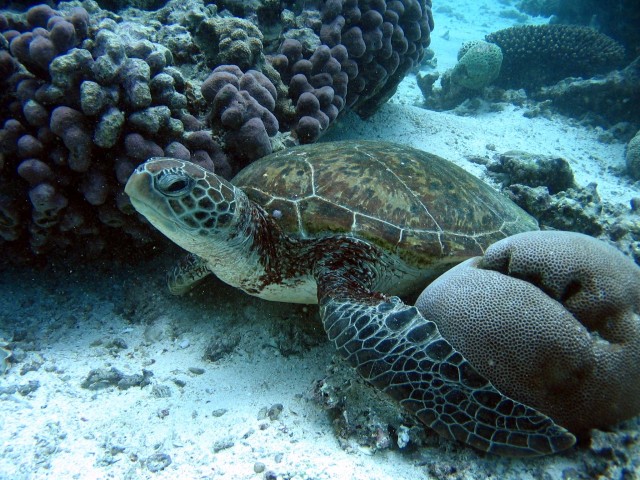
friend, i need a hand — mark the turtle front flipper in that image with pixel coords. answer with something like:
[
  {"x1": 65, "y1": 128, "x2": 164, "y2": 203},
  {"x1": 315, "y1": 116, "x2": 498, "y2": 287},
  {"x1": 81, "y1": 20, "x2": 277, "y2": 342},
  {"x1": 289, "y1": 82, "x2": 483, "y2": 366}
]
[
  {"x1": 167, "y1": 253, "x2": 211, "y2": 295},
  {"x1": 313, "y1": 246, "x2": 576, "y2": 457}
]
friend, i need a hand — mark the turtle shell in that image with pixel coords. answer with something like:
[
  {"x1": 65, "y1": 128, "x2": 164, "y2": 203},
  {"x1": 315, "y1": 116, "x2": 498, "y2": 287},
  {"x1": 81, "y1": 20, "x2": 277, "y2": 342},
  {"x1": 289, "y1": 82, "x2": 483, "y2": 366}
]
[{"x1": 232, "y1": 141, "x2": 537, "y2": 268}]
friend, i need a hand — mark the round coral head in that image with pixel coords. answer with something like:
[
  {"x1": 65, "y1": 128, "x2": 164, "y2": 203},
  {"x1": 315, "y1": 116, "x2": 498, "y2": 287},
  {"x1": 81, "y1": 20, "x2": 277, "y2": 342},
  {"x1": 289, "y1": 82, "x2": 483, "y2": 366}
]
[{"x1": 416, "y1": 231, "x2": 640, "y2": 437}]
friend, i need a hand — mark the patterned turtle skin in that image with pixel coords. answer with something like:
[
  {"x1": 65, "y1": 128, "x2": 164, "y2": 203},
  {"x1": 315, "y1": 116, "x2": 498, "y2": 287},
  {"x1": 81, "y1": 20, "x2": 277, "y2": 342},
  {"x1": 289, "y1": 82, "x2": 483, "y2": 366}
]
[{"x1": 125, "y1": 141, "x2": 576, "y2": 457}]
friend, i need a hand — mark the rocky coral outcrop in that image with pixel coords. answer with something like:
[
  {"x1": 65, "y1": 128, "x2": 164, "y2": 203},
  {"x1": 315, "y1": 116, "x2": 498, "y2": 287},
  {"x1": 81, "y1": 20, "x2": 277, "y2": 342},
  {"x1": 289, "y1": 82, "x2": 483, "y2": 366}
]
[
  {"x1": 486, "y1": 151, "x2": 576, "y2": 195},
  {"x1": 503, "y1": 182, "x2": 640, "y2": 264},
  {"x1": 532, "y1": 56, "x2": 640, "y2": 127},
  {"x1": 477, "y1": 149, "x2": 640, "y2": 264}
]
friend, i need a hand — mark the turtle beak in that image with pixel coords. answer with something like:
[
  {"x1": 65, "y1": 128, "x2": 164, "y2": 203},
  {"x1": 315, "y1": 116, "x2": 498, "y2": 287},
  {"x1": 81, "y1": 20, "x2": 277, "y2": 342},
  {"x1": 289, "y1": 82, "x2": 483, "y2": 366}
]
[
  {"x1": 125, "y1": 166, "x2": 170, "y2": 227},
  {"x1": 125, "y1": 158, "x2": 186, "y2": 203},
  {"x1": 124, "y1": 166, "x2": 153, "y2": 206},
  {"x1": 125, "y1": 158, "x2": 184, "y2": 215},
  {"x1": 125, "y1": 161, "x2": 175, "y2": 226}
]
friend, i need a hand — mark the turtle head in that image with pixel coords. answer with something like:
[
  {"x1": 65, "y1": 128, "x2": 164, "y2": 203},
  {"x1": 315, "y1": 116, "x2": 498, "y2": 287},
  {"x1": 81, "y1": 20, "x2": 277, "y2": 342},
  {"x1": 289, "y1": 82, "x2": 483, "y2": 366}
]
[{"x1": 125, "y1": 158, "x2": 246, "y2": 249}]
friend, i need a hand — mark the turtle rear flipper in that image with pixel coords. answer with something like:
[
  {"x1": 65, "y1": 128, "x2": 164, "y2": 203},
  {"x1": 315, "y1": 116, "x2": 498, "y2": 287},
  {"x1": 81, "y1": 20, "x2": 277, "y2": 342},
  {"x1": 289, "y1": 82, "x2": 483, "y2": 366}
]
[
  {"x1": 167, "y1": 253, "x2": 211, "y2": 295},
  {"x1": 313, "y1": 243, "x2": 576, "y2": 457}
]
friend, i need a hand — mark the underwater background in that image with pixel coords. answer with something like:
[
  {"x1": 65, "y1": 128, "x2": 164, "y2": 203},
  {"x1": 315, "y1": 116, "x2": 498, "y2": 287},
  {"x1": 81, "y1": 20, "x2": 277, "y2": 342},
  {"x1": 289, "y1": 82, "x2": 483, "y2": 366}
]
[{"x1": 1, "y1": 0, "x2": 639, "y2": 478}]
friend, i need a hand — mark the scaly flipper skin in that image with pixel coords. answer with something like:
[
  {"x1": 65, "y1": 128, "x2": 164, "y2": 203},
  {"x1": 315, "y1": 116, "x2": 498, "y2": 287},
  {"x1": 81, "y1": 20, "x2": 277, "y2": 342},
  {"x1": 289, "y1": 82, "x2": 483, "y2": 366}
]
[
  {"x1": 314, "y1": 240, "x2": 576, "y2": 457},
  {"x1": 167, "y1": 253, "x2": 211, "y2": 295}
]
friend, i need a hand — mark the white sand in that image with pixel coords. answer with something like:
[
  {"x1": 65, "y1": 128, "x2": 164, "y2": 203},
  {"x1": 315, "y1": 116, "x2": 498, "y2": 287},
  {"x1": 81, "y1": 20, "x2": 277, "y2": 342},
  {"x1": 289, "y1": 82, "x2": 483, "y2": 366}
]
[
  {"x1": 0, "y1": 1, "x2": 638, "y2": 479},
  {"x1": 3, "y1": 255, "x2": 629, "y2": 480}
]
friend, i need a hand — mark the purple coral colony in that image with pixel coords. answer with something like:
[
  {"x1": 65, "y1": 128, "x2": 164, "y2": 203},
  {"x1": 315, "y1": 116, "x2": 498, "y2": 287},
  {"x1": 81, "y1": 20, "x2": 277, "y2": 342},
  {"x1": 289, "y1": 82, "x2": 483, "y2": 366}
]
[{"x1": 0, "y1": 0, "x2": 433, "y2": 260}]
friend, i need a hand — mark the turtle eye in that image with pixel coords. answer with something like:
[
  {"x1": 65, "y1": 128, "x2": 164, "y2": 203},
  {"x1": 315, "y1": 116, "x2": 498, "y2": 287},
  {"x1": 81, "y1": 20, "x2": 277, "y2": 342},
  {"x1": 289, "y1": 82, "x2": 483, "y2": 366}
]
[{"x1": 155, "y1": 171, "x2": 194, "y2": 197}]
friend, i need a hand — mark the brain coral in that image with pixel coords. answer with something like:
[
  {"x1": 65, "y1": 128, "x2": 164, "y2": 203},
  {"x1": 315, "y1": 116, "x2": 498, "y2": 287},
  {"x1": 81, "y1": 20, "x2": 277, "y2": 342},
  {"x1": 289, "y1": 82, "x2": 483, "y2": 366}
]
[
  {"x1": 485, "y1": 24, "x2": 625, "y2": 89},
  {"x1": 451, "y1": 40, "x2": 502, "y2": 90},
  {"x1": 416, "y1": 231, "x2": 640, "y2": 436}
]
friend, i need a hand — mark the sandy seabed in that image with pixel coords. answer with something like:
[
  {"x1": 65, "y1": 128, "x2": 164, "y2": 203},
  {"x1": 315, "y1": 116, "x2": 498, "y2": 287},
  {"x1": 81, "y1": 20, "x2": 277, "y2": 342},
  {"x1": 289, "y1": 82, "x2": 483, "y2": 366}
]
[{"x1": 1, "y1": 0, "x2": 639, "y2": 479}]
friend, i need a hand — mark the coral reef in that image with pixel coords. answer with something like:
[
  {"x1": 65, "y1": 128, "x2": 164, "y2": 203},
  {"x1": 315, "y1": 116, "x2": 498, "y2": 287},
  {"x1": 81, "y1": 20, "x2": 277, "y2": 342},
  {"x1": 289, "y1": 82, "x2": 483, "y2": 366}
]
[
  {"x1": 317, "y1": 0, "x2": 434, "y2": 118},
  {"x1": 269, "y1": 40, "x2": 349, "y2": 144},
  {"x1": 190, "y1": 0, "x2": 434, "y2": 145},
  {"x1": 416, "y1": 230, "x2": 640, "y2": 436},
  {"x1": 0, "y1": 4, "x2": 227, "y2": 258},
  {"x1": 95, "y1": 0, "x2": 169, "y2": 11},
  {"x1": 0, "y1": 0, "x2": 434, "y2": 260},
  {"x1": 194, "y1": 16, "x2": 264, "y2": 71},
  {"x1": 485, "y1": 25, "x2": 625, "y2": 90}
]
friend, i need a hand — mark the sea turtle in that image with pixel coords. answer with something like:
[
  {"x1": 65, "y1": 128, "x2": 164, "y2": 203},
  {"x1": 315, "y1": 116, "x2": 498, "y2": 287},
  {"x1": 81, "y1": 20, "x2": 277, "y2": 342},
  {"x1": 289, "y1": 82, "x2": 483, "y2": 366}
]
[{"x1": 125, "y1": 140, "x2": 576, "y2": 457}]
